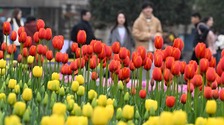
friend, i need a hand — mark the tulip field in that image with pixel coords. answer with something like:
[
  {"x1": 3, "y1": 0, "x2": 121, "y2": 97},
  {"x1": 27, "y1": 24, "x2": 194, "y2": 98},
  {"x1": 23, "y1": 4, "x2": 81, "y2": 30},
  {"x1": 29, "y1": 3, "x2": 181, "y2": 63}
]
[{"x1": 1, "y1": 19, "x2": 224, "y2": 125}]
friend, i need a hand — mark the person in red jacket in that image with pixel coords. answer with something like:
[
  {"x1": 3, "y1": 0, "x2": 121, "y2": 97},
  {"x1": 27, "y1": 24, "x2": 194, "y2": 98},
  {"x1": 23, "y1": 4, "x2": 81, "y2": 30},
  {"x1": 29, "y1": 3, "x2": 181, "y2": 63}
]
[{"x1": 24, "y1": 16, "x2": 37, "y2": 44}]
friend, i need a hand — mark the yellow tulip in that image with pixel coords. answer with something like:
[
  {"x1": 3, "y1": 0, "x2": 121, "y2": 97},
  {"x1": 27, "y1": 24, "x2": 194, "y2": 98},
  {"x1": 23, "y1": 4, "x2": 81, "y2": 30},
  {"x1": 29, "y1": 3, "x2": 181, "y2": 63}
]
[
  {"x1": 48, "y1": 114, "x2": 64, "y2": 125},
  {"x1": 0, "y1": 68, "x2": 6, "y2": 75},
  {"x1": 77, "y1": 86, "x2": 85, "y2": 96},
  {"x1": 82, "y1": 103, "x2": 93, "y2": 117},
  {"x1": 98, "y1": 95, "x2": 107, "y2": 106},
  {"x1": 117, "y1": 121, "x2": 127, "y2": 125},
  {"x1": 88, "y1": 89, "x2": 97, "y2": 100},
  {"x1": 32, "y1": 66, "x2": 43, "y2": 77},
  {"x1": 107, "y1": 98, "x2": 114, "y2": 105},
  {"x1": 0, "y1": 59, "x2": 6, "y2": 68},
  {"x1": 51, "y1": 72, "x2": 60, "y2": 80},
  {"x1": 14, "y1": 84, "x2": 20, "y2": 94},
  {"x1": 195, "y1": 117, "x2": 207, "y2": 125},
  {"x1": 41, "y1": 116, "x2": 50, "y2": 125},
  {"x1": 205, "y1": 100, "x2": 217, "y2": 115},
  {"x1": 206, "y1": 118, "x2": 224, "y2": 125},
  {"x1": 71, "y1": 81, "x2": 79, "y2": 92},
  {"x1": 66, "y1": 95, "x2": 74, "y2": 102},
  {"x1": 13, "y1": 101, "x2": 26, "y2": 116},
  {"x1": 27, "y1": 56, "x2": 34, "y2": 64},
  {"x1": 5, "y1": 115, "x2": 21, "y2": 125},
  {"x1": 71, "y1": 103, "x2": 82, "y2": 116},
  {"x1": 8, "y1": 79, "x2": 17, "y2": 89},
  {"x1": 7, "y1": 93, "x2": 17, "y2": 105},
  {"x1": 159, "y1": 112, "x2": 173, "y2": 125},
  {"x1": 172, "y1": 110, "x2": 187, "y2": 125},
  {"x1": 66, "y1": 116, "x2": 88, "y2": 125},
  {"x1": 146, "y1": 116, "x2": 159, "y2": 125},
  {"x1": 122, "y1": 105, "x2": 134, "y2": 120},
  {"x1": 52, "y1": 103, "x2": 66, "y2": 116},
  {"x1": 67, "y1": 99, "x2": 74, "y2": 111},
  {"x1": 92, "y1": 106, "x2": 109, "y2": 125},
  {"x1": 0, "y1": 93, "x2": 6, "y2": 101},
  {"x1": 59, "y1": 87, "x2": 65, "y2": 96},
  {"x1": 76, "y1": 75, "x2": 85, "y2": 85},
  {"x1": 106, "y1": 105, "x2": 114, "y2": 120},
  {"x1": 145, "y1": 99, "x2": 158, "y2": 111},
  {"x1": 22, "y1": 88, "x2": 32, "y2": 101}
]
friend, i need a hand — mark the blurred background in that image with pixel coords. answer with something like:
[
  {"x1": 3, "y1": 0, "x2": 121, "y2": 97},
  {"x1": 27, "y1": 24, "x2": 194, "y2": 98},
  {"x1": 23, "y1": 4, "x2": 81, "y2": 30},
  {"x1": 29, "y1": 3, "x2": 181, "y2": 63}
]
[{"x1": 0, "y1": 0, "x2": 224, "y2": 61}]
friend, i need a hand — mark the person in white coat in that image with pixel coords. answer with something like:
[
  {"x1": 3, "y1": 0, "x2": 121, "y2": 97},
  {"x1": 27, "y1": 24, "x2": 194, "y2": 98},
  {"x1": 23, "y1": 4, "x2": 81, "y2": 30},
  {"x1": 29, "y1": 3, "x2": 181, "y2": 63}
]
[{"x1": 216, "y1": 30, "x2": 224, "y2": 62}]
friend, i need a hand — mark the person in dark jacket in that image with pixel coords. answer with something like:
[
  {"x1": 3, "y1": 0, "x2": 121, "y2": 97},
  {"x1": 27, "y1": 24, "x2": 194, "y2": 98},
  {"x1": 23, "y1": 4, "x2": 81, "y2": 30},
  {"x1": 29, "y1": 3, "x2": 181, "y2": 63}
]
[
  {"x1": 191, "y1": 12, "x2": 209, "y2": 61},
  {"x1": 24, "y1": 16, "x2": 37, "y2": 38},
  {"x1": 71, "y1": 9, "x2": 95, "y2": 45},
  {"x1": 0, "y1": 21, "x2": 3, "y2": 45},
  {"x1": 108, "y1": 11, "x2": 135, "y2": 52}
]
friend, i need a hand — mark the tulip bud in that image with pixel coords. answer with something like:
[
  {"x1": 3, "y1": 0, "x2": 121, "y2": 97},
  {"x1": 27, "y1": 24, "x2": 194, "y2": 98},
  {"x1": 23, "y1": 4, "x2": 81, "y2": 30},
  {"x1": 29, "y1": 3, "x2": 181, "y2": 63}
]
[
  {"x1": 8, "y1": 79, "x2": 17, "y2": 89},
  {"x1": 116, "y1": 108, "x2": 122, "y2": 120},
  {"x1": 67, "y1": 99, "x2": 74, "y2": 111},
  {"x1": 145, "y1": 99, "x2": 158, "y2": 112},
  {"x1": 77, "y1": 86, "x2": 85, "y2": 96},
  {"x1": 82, "y1": 103, "x2": 93, "y2": 117},
  {"x1": 98, "y1": 95, "x2": 107, "y2": 106},
  {"x1": 91, "y1": 98, "x2": 98, "y2": 108},
  {"x1": 220, "y1": 89, "x2": 224, "y2": 101},
  {"x1": 42, "y1": 93, "x2": 48, "y2": 106},
  {"x1": 59, "y1": 87, "x2": 65, "y2": 96},
  {"x1": 27, "y1": 56, "x2": 34, "y2": 64},
  {"x1": 22, "y1": 88, "x2": 33, "y2": 102},
  {"x1": 23, "y1": 109, "x2": 30, "y2": 123},
  {"x1": 88, "y1": 89, "x2": 97, "y2": 100},
  {"x1": 166, "y1": 96, "x2": 175, "y2": 108},
  {"x1": 139, "y1": 90, "x2": 147, "y2": 99},
  {"x1": 36, "y1": 92, "x2": 42, "y2": 103},
  {"x1": 135, "y1": 110, "x2": 140, "y2": 119},
  {"x1": 13, "y1": 101, "x2": 26, "y2": 116},
  {"x1": 122, "y1": 105, "x2": 134, "y2": 120},
  {"x1": 0, "y1": 93, "x2": 6, "y2": 101},
  {"x1": 180, "y1": 93, "x2": 187, "y2": 104},
  {"x1": 71, "y1": 81, "x2": 79, "y2": 92},
  {"x1": 71, "y1": 103, "x2": 82, "y2": 116},
  {"x1": 144, "y1": 111, "x2": 149, "y2": 120},
  {"x1": 7, "y1": 93, "x2": 17, "y2": 105},
  {"x1": 75, "y1": 75, "x2": 85, "y2": 85},
  {"x1": 32, "y1": 66, "x2": 43, "y2": 78},
  {"x1": 118, "y1": 81, "x2": 124, "y2": 90},
  {"x1": 14, "y1": 85, "x2": 20, "y2": 94},
  {"x1": 124, "y1": 92, "x2": 130, "y2": 102}
]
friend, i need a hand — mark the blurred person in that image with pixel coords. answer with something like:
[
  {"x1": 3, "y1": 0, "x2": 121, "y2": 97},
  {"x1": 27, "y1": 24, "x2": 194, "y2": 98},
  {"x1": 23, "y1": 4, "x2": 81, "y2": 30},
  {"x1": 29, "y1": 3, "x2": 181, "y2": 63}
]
[
  {"x1": 191, "y1": 12, "x2": 209, "y2": 61},
  {"x1": 132, "y1": 2, "x2": 162, "y2": 52},
  {"x1": 71, "y1": 9, "x2": 95, "y2": 45},
  {"x1": 0, "y1": 21, "x2": 3, "y2": 45},
  {"x1": 7, "y1": 8, "x2": 24, "y2": 59},
  {"x1": 215, "y1": 30, "x2": 224, "y2": 62},
  {"x1": 202, "y1": 16, "x2": 217, "y2": 56},
  {"x1": 108, "y1": 11, "x2": 135, "y2": 52},
  {"x1": 24, "y1": 16, "x2": 37, "y2": 39}
]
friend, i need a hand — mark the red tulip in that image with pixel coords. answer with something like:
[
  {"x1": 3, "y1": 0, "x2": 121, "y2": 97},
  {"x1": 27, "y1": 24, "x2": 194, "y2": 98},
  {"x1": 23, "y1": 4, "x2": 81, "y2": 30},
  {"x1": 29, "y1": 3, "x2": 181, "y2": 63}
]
[
  {"x1": 37, "y1": 44, "x2": 44, "y2": 55},
  {"x1": 119, "y1": 47, "x2": 128, "y2": 60},
  {"x1": 129, "y1": 62, "x2": 135, "y2": 71},
  {"x1": 82, "y1": 45, "x2": 88, "y2": 56},
  {"x1": 105, "y1": 46, "x2": 112, "y2": 59},
  {"x1": 33, "y1": 32, "x2": 40, "y2": 43},
  {"x1": 192, "y1": 74, "x2": 203, "y2": 87},
  {"x1": 70, "y1": 42, "x2": 78, "y2": 53},
  {"x1": 123, "y1": 56, "x2": 130, "y2": 67},
  {"x1": 154, "y1": 54, "x2": 163, "y2": 67},
  {"x1": 189, "y1": 60, "x2": 198, "y2": 72},
  {"x1": 119, "y1": 67, "x2": 130, "y2": 80},
  {"x1": 172, "y1": 47, "x2": 181, "y2": 60},
  {"x1": 36, "y1": 19, "x2": 45, "y2": 31},
  {"x1": 164, "y1": 46, "x2": 173, "y2": 58},
  {"x1": 76, "y1": 58, "x2": 86, "y2": 68},
  {"x1": 144, "y1": 57, "x2": 152, "y2": 70},
  {"x1": 19, "y1": 32, "x2": 27, "y2": 43},
  {"x1": 204, "y1": 87, "x2": 212, "y2": 99},
  {"x1": 45, "y1": 28, "x2": 52, "y2": 40},
  {"x1": 180, "y1": 61, "x2": 186, "y2": 74},
  {"x1": 173, "y1": 38, "x2": 184, "y2": 51},
  {"x1": 184, "y1": 64, "x2": 196, "y2": 80},
  {"x1": 52, "y1": 35, "x2": 64, "y2": 50},
  {"x1": 109, "y1": 60, "x2": 118, "y2": 72},
  {"x1": 199, "y1": 58, "x2": 209, "y2": 73},
  {"x1": 3, "y1": 22, "x2": 11, "y2": 35},
  {"x1": 89, "y1": 57, "x2": 97, "y2": 69},
  {"x1": 211, "y1": 81, "x2": 217, "y2": 89},
  {"x1": 137, "y1": 46, "x2": 146, "y2": 60},
  {"x1": 22, "y1": 48, "x2": 29, "y2": 57},
  {"x1": 46, "y1": 50, "x2": 53, "y2": 60},
  {"x1": 38, "y1": 28, "x2": 45, "y2": 39},
  {"x1": 70, "y1": 60, "x2": 78, "y2": 71},
  {"x1": 154, "y1": 35, "x2": 163, "y2": 49},
  {"x1": 212, "y1": 90, "x2": 219, "y2": 99},
  {"x1": 165, "y1": 56, "x2": 175, "y2": 69},
  {"x1": 171, "y1": 61, "x2": 180, "y2": 76},
  {"x1": 133, "y1": 55, "x2": 142, "y2": 68},
  {"x1": 10, "y1": 31, "x2": 17, "y2": 41},
  {"x1": 216, "y1": 63, "x2": 223, "y2": 76},
  {"x1": 61, "y1": 53, "x2": 68, "y2": 64},
  {"x1": 216, "y1": 75, "x2": 222, "y2": 86},
  {"x1": 204, "y1": 48, "x2": 212, "y2": 60},
  {"x1": 154, "y1": 49, "x2": 164, "y2": 60},
  {"x1": 163, "y1": 68, "x2": 173, "y2": 82},
  {"x1": 18, "y1": 27, "x2": 25, "y2": 36},
  {"x1": 55, "y1": 52, "x2": 63, "y2": 62},
  {"x1": 24, "y1": 36, "x2": 32, "y2": 48},
  {"x1": 180, "y1": 93, "x2": 187, "y2": 104},
  {"x1": 206, "y1": 67, "x2": 216, "y2": 82},
  {"x1": 91, "y1": 72, "x2": 98, "y2": 80},
  {"x1": 77, "y1": 30, "x2": 86, "y2": 45},
  {"x1": 153, "y1": 67, "x2": 162, "y2": 81},
  {"x1": 220, "y1": 89, "x2": 224, "y2": 101},
  {"x1": 194, "y1": 42, "x2": 206, "y2": 59},
  {"x1": 17, "y1": 54, "x2": 22, "y2": 63},
  {"x1": 98, "y1": 44, "x2": 106, "y2": 60},
  {"x1": 29, "y1": 45, "x2": 37, "y2": 56},
  {"x1": 61, "y1": 64, "x2": 72, "y2": 75},
  {"x1": 7, "y1": 44, "x2": 16, "y2": 54},
  {"x1": 147, "y1": 52, "x2": 154, "y2": 62},
  {"x1": 222, "y1": 50, "x2": 224, "y2": 58},
  {"x1": 0, "y1": 51, "x2": 3, "y2": 59},
  {"x1": 139, "y1": 90, "x2": 147, "y2": 99},
  {"x1": 209, "y1": 56, "x2": 216, "y2": 67},
  {"x1": 166, "y1": 96, "x2": 175, "y2": 108},
  {"x1": 111, "y1": 42, "x2": 120, "y2": 54},
  {"x1": 132, "y1": 52, "x2": 139, "y2": 61},
  {"x1": 1, "y1": 43, "x2": 7, "y2": 51},
  {"x1": 93, "y1": 41, "x2": 102, "y2": 54}
]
